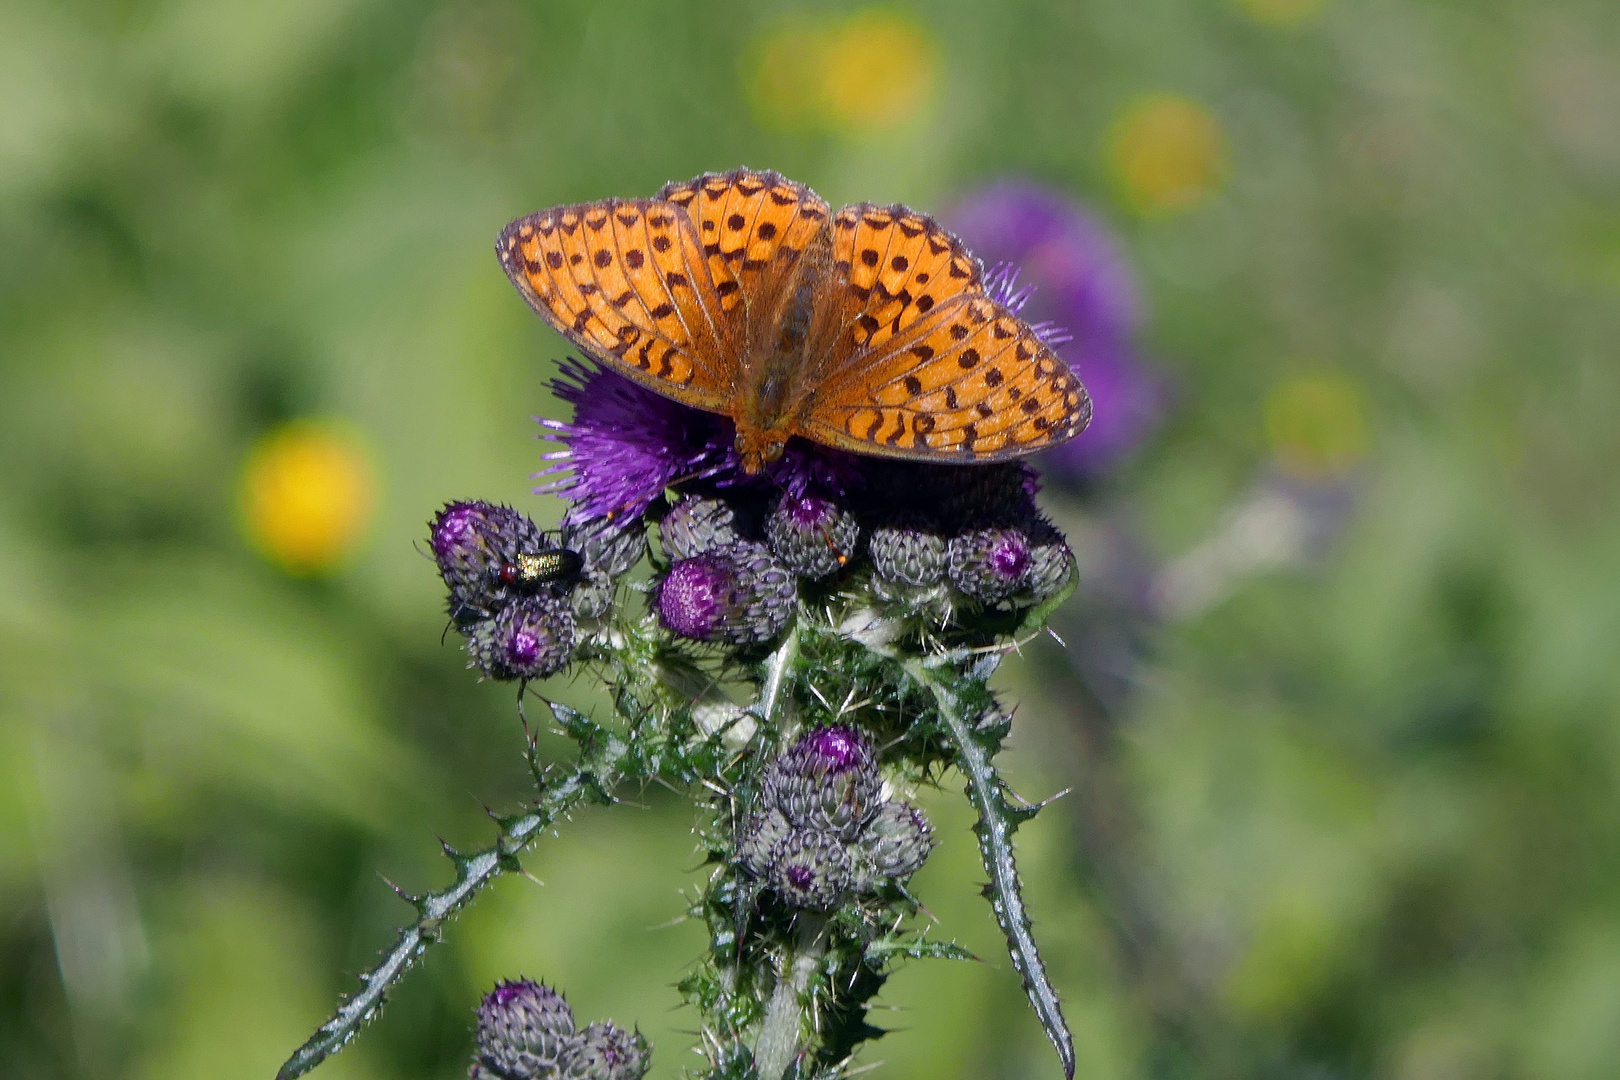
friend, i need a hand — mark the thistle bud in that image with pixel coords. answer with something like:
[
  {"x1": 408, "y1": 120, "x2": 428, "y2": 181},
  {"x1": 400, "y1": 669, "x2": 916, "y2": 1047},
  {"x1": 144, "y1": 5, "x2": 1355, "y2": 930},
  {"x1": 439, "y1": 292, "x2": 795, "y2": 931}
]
[
  {"x1": 868, "y1": 519, "x2": 948, "y2": 588},
  {"x1": 947, "y1": 527, "x2": 1033, "y2": 603},
  {"x1": 1022, "y1": 518, "x2": 1075, "y2": 604},
  {"x1": 430, "y1": 501, "x2": 585, "y2": 632},
  {"x1": 558, "y1": 1021, "x2": 650, "y2": 1080},
  {"x1": 562, "y1": 514, "x2": 647, "y2": 579},
  {"x1": 767, "y1": 829, "x2": 854, "y2": 912},
  {"x1": 654, "y1": 542, "x2": 795, "y2": 646},
  {"x1": 659, "y1": 496, "x2": 739, "y2": 561},
  {"x1": 470, "y1": 979, "x2": 576, "y2": 1079},
  {"x1": 858, "y1": 801, "x2": 935, "y2": 881},
  {"x1": 431, "y1": 501, "x2": 550, "y2": 623},
  {"x1": 735, "y1": 806, "x2": 793, "y2": 879},
  {"x1": 467, "y1": 596, "x2": 577, "y2": 680},
  {"x1": 765, "y1": 493, "x2": 860, "y2": 580},
  {"x1": 766, "y1": 726, "x2": 881, "y2": 840},
  {"x1": 567, "y1": 567, "x2": 617, "y2": 620}
]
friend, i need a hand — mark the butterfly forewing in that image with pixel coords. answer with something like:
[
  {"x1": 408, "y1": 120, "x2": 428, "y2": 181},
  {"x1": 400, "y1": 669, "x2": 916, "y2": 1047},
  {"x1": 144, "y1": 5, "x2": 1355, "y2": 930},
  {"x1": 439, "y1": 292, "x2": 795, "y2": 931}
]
[
  {"x1": 497, "y1": 197, "x2": 733, "y2": 413},
  {"x1": 659, "y1": 169, "x2": 832, "y2": 354},
  {"x1": 817, "y1": 203, "x2": 982, "y2": 361}
]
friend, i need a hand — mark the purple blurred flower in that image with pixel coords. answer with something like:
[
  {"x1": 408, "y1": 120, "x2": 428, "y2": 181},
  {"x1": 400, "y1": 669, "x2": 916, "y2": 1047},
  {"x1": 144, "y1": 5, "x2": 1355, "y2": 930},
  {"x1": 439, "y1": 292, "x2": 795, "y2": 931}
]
[
  {"x1": 537, "y1": 360, "x2": 862, "y2": 524},
  {"x1": 950, "y1": 181, "x2": 1165, "y2": 477}
]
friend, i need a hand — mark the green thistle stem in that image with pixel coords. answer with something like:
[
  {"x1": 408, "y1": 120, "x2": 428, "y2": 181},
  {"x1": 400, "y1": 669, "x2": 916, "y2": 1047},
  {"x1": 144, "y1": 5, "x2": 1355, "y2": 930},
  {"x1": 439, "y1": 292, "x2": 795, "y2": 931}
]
[
  {"x1": 275, "y1": 732, "x2": 632, "y2": 1080},
  {"x1": 902, "y1": 657, "x2": 1077, "y2": 1080},
  {"x1": 753, "y1": 915, "x2": 828, "y2": 1080}
]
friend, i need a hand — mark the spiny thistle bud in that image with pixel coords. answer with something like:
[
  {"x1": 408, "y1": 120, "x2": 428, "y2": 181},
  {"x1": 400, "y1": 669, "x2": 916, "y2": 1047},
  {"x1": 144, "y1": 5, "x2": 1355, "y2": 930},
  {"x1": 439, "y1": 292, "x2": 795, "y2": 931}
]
[
  {"x1": 736, "y1": 806, "x2": 793, "y2": 879},
  {"x1": 471, "y1": 979, "x2": 576, "y2": 1079},
  {"x1": 947, "y1": 527, "x2": 1033, "y2": 603},
  {"x1": 431, "y1": 501, "x2": 546, "y2": 621},
  {"x1": 467, "y1": 596, "x2": 577, "y2": 681},
  {"x1": 1022, "y1": 518, "x2": 1075, "y2": 604},
  {"x1": 767, "y1": 829, "x2": 854, "y2": 912},
  {"x1": 562, "y1": 514, "x2": 647, "y2": 579},
  {"x1": 659, "y1": 496, "x2": 739, "y2": 561},
  {"x1": 858, "y1": 801, "x2": 935, "y2": 881},
  {"x1": 567, "y1": 567, "x2": 617, "y2": 620},
  {"x1": 558, "y1": 1021, "x2": 651, "y2": 1080},
  {"x1": 431, "y1": 501, "x2": 583, "y2": 625},
  {"x1": 767, "y1": 726, "x2": 881, "y2": 841},
  {"x1": 868, "y1": 518, "x2": 948, "y2": 588},
  {"x1": 765, "y1": 492, "x2": 860, "y2": 580},
  {"x1": 654, "y1": 542, "x2": 795, "y2": 646}
]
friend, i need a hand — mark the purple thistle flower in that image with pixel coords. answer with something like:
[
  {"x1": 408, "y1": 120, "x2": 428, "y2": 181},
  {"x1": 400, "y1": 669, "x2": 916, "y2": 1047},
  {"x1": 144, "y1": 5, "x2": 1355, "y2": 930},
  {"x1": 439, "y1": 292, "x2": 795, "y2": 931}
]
[
  {"x1": 537, "y1": 359, "x2": 734, "y2": 523},
  {"x1": 538, "y1": 360, "x2": 863, "y2": 525},
  {"x1": 950, "y1": 181, "x2": 1165, "y2": 477},
  {"x1": 653, "y1": 543, "x2": 797, "y2": 646}
]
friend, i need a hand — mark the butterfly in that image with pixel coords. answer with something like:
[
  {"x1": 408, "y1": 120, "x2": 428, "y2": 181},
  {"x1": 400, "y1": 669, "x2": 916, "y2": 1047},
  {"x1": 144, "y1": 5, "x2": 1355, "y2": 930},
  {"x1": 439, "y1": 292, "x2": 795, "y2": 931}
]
[{"x1": 497, "y1": 168, "x2": 1091, "y2": 474}]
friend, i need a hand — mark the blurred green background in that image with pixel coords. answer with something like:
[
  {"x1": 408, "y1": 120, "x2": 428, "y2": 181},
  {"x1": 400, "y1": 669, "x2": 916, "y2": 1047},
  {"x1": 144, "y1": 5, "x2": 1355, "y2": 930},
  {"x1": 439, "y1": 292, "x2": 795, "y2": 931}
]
[{"x1": 4, "y1": 0, "x2": 1620, "y2": 1078}]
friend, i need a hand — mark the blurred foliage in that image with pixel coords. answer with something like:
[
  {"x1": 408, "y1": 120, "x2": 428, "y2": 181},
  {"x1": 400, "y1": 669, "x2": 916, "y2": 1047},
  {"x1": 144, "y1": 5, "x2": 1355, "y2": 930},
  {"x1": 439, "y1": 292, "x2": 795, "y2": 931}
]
[{"x1": 2, "y1": 1, "x2": 1619, "y2": 1079}]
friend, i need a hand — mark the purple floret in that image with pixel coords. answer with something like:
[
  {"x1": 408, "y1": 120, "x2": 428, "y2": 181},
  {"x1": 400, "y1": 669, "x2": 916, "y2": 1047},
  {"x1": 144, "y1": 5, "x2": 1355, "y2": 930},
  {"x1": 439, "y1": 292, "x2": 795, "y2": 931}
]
[{"x1": 537, "y1": 360, "x2": 863, "y2": 524}]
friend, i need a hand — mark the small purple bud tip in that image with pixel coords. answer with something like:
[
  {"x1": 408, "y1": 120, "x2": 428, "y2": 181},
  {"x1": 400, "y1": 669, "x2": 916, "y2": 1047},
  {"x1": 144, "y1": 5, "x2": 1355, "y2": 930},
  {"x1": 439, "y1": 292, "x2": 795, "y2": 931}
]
[
  {"x1": 656, "y1": 556, "x2": 735, "y2": 639},
  {"x1": 786, "y1": 494, "x2": 834, "y2": 528},
  {"x1": 989, "y1": 534, "x2": 1031, "y2": 580},
  {"x1": 798, "y1": 725, "x2": 868, "y2": 774},
  {"x1": 786, "y1": 865, "x2": 814, "y2": 889},
  {"x1": 487, "y1": 979, "x2": 536, "y2": 1007},
  {"x1": 506, "y1": 630, "x2": 541, "y2": 668}
]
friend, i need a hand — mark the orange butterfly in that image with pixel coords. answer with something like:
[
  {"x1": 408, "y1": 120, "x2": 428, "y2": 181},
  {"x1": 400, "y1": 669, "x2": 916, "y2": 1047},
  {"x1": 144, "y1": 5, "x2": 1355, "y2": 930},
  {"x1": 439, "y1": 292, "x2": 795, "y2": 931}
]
[{"x1": 497, "y1": 168, "x2": 1091, "y2": 475}]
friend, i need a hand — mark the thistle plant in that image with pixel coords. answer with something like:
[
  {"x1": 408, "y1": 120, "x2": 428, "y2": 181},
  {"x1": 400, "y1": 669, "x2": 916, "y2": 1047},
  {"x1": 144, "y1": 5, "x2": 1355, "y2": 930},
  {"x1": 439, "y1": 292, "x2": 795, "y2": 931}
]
[{"x1": 278, "y1": 350, "x2": 1083, "y2": 1080}]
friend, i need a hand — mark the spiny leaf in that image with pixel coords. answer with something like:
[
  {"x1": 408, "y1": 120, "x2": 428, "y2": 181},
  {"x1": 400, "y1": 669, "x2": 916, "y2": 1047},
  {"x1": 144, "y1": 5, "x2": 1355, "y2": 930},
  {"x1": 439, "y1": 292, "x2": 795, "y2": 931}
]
[{"x1": 901, "y1": 657, "x2": 1077, "y2": 1080}]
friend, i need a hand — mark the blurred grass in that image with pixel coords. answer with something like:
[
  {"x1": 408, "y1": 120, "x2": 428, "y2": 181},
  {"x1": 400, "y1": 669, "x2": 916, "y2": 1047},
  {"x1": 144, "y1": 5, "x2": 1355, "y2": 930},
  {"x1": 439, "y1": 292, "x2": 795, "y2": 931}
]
[{"x1": 3, "y1": 0, "x2": 1620, "y2": 1078}]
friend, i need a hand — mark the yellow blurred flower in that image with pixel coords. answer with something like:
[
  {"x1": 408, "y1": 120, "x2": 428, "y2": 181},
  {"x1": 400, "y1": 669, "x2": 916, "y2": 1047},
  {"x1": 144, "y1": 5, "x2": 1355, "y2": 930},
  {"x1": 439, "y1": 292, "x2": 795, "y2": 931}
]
[
  {"x1": 743, "y1": 16, "x2": 824, "y2": 133},
  {"x1": 744, "y1": 9, "x2": 938, "y2": 136},
  {"x1": 1234, "y1": 0, "x2": 1331, "y2": 27},
  {"x1": 1264, "y1": 372, "x2": 1369, "y2": 477},
  {"x1": 1109, "y1": 94, "x2": 1228, "y2": 217},
  {"x1": 239, "y1": 421, "x2": 376, "y2": 574}
]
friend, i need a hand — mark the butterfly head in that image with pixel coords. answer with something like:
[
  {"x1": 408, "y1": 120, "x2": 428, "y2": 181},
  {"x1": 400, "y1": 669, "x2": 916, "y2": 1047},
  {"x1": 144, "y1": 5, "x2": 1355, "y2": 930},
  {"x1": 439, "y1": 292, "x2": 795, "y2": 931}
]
[{"x1": 735, "y1": 427, "x2": 788, "y2": 475}]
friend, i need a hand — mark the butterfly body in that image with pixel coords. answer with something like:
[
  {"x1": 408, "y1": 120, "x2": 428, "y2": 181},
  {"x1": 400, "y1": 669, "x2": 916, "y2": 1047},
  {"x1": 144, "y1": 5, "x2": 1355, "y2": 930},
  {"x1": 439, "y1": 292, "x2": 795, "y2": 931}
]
[{"x1": 498, "y1": 169, "x2": 1090, "y2": 473}]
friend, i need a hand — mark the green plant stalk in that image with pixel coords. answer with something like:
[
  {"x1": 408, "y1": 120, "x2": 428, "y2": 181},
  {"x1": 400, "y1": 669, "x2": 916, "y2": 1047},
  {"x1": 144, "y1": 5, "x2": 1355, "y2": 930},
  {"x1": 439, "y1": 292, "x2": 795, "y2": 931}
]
[
  {"x1": 276, "y1": 732, "x2": 633, "y2": 1080},
  {"x1": 753, "y1": 915, "x2": 828, "y2": 1080}
]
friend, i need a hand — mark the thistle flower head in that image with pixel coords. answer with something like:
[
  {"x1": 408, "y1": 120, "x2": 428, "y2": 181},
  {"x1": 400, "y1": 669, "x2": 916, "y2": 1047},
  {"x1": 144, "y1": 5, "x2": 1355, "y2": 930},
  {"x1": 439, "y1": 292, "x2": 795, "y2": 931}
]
[
  {"x1": 654, "y1": 542, "x2": 796, "y2": 646},
  {"x1": 430, "y1": 500, "x2": 557, "y2": 623},
  {"x1": 658, "y1": 495, "x2": 740, "y2": 561},
  {"x1": 467, "y1": 596, "x2": 577, "y2": 681},
  {"x1": 860, "y1": 801, "x2": 936, "y2": 880},
  {"x1": 768, "y1": 725, "x2": 882, "y2": 840},
  {"x1": 558, "y1": 1022, "x2": 650, "y2": 1080},
  {"x1": 539, "y1": 360, "x2": 861, "y2": 527},
  {"x1": 471, "y1": 979, "x2": 575, "y2": 1079},
  {"x1": 948, "y1": 527, "x2": 1034, "y2": 603},
  {"x1": 868, "y1": 516, "x2": 948, "y2": 589},
  {"x1": 765, "y1": 492, "x2": 860, "y2": 579},
  {"x1": 767, "y1": 830, "x2": 854, "y2": 912}
]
